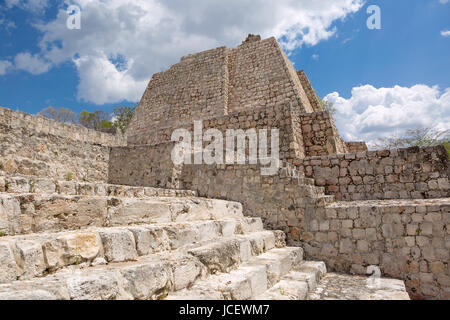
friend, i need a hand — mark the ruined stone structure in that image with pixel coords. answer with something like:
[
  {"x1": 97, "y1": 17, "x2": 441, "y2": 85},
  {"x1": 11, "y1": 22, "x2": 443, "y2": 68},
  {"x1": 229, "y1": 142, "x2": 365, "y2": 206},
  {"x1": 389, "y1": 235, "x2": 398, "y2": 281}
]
[{"x1": 0, "y1": 35, "x2": 448, "y2": 300}]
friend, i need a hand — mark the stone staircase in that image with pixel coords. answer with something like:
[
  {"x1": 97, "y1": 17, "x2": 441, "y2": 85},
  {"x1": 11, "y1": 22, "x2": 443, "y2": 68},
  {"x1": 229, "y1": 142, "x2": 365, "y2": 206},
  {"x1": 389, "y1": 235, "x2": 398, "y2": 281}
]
[{"x1": 0, "y1": 173, "x2": 410, "y2": 300}]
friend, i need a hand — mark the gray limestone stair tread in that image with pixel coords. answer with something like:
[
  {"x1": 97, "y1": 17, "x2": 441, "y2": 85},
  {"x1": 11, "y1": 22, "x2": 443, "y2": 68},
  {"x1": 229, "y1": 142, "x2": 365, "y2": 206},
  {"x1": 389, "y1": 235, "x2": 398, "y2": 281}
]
[
  {"x1": 0, "y1": 227, "x2": 272, "y2": 286},
  {"x1": 327, "y1": 198, "x2": 450, "y2": 208},
  {"x1": 165, "y1": 246, "x2": 303, "y2": 300},
  {"x1": 307, "y1": 273, "x2": 410, "y2": 300},
  {"x1": 254, "y1": 260, "x2": 327, "y2": 300},
  {"x1": 0, "y1": 231, "x2": 285, "y2": 300},
  {"x1": 0, "y1": 193, "x2": 245, "y2": 236},
  {"x1": 0, "y1": 173, "x2": 198, "y2": 197}
]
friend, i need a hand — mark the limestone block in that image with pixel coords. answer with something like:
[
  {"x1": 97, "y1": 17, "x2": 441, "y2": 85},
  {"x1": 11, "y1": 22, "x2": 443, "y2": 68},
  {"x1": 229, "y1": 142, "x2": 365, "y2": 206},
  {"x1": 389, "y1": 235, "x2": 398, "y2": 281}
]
[
  {"x1": 33, "y1": 179, "x2": 56, "y2": 194},
  {"x1": 13, "y1": 240, "x2": 46, "y2": 279},
  {"x1": 0, "y1": 241, "x2": 18, "y2": 283},
  {"x1": 240, "y1": 217, "x2": 263, "y2": 234},
  {"x1": 188, "y1": 239, "x2": 241, "y2": 273},
  {"x1": 170, "y1": 253, "x2": 205, "y2": 291},
  {"x1": 127, "y1": 226, "x2": 170, "y2": 255},
  {"x1": 43, "y1": 232, "x2": 103, "y2": 270},
  {"x1": 164, "y1": 224, "x2": 199, "y2": 250},
  {"x1": 0, "y1": 176, "x2": 5, "y2": 192},
  {"x1": 5, "y1": 177, "x2": 29, "y2": 193},
  {"x1": 65, "y1": 271, "x2": 124, "y2": 300},
  {"x1": 120, "y1": 261, "x2": 173, "y2": 300},
  {"x1": 0, "y1": 197, "x2": 22, "y2": 236},
  {"x1": 99, "y1": 229, "x2": 138, "y2": 262},
  {"x1": 57, "y1": 181, "x2": 77, "y2": 195},
  {"x1": 0, "y1": 279, "x2": 70, "y2": 300},
  {"x1": 219, "y1": 220, "x2": 238, "y2": 237},
  {"x1": 272, "y1": 230, "x2": 286, "y2": 248},
  {"x1": 191, "y1": 221, "x2": 222, "y2": 242}
]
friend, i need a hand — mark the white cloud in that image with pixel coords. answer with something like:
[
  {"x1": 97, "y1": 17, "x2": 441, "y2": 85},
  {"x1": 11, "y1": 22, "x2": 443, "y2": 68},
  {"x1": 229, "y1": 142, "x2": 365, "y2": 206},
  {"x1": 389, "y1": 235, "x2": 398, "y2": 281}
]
[
  {"x1": 14, "y1": 52, "x2": 51, "y2": 75},
  {"x1": 324, "y1": 84, "x2": 450, "y2": 146},
  {"x1": 16, "y1": 0, "x2": 364, "y2": 104},
  {"x1": 312, "y1": 54, "x2": 319, "y2": 60},
  {"x1": 439, "y1": 0, "x2": 448, "y2": 4},
  {"x1": 0, "y1": 60, "x2": 13, "y2": 75},
  {"x1": 441, "y1": 30, "x2": 450, "y2": 37},
  {"x1": 74, "y1": 54, "x2": 148, "y2": 105}
]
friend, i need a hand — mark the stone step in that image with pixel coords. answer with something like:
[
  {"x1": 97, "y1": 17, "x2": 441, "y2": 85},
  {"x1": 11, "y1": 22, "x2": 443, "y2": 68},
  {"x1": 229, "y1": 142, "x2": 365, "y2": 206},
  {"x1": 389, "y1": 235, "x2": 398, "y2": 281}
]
[
  {"x1": 255, "y1": 261, "x2": 326, "y2": 300},
  {"x1": 165, "y1": 247, "x2": 304, "y2": 300},
  {"x1": 0, "y1": 173, "x2": 197, "y2": 198},
  {"x1": 0, "y1": 230, "x2": 285, "y2": 300},
  {"x1": 0, "y1": 218, "x2": 269, "y2": 283},
  {"x1": 0, "y1": 193, "x2": 243, "y2": 236},
  {"x1": 307, "y1": 273, "x2": 410, "y2": 300}
]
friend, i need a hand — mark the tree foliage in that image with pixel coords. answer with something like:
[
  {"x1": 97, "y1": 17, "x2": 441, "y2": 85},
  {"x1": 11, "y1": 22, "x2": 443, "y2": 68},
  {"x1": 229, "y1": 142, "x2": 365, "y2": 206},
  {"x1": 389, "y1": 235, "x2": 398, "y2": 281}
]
[
  {"x1": 112, "y1": 104, "x2": 137, "y2": 133},
  {"x1": 39, "y1": 106, "x2": 77, "y2": 124},
  {"x1": 320, "y1": 98, "x2": 337, "y2": 116},
  {"x1": 78, "y1": 110, "x2": 113, "y2": 130}
]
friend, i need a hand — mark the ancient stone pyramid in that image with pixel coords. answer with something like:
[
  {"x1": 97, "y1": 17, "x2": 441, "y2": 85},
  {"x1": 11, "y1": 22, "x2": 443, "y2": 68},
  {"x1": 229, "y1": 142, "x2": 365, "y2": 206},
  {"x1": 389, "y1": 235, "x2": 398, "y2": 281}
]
[{"x1": 0, "y1": 35, "x2": 448, "y2": 300}]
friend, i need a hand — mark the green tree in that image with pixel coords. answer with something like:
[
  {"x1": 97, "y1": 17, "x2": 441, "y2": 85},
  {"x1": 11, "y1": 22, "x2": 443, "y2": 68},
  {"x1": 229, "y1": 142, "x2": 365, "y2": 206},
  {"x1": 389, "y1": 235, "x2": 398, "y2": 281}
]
[
  {"x1": 78, "y1": 110, "x2": 112, "y2": 130},
  {"x1": 319, "y1": 98, "x2": 337, "y2": 116},
  {"x1": 112, "y1": 104, "x2": 137, "y2": 133}
]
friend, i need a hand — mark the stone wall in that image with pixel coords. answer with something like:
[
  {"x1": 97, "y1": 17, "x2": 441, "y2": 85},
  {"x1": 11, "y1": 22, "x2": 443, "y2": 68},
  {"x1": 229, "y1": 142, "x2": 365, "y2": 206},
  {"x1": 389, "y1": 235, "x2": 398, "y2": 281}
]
[
  {"x1": 119, "y1": 102, "x2": 305, "y2": 162},
  {"x1": 295, "y1": 111, "x2": 348, "y2": 157},
  {"x1": 127, "y1": 47, "x2": 229, "y2": 145},
  {"x1": 108, "y1": 142, "x2": 182, "y2": 189},
  {"x1": 180, "y1": 162, "x2": 332, "y2": 235},
  {"x1": 296, "y1": 70, "x2": 323, "y2": 112},
  {"x1": 295, "y1": 146, "x2": 450, "y2": 201},
  {"x1": 300, "y1": 199, "x2": 450, "y2": 300},
  {"x1": 0, "y1": 107, "x2": 126, "y2": 182},
  {"x1": 178, "y1": 161, "x2": 449, "y2": 299},
  {"x1": 346, "y1": 142, "x2": 368, "y2": 153}
]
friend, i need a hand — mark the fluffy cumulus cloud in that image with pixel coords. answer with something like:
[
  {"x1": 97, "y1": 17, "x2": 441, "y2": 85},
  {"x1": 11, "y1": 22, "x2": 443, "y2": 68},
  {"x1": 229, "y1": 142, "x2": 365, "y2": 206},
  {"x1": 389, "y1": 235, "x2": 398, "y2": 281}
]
[
  {"x1": 3, "y1": 0, "x2": 364, "y2": 104},
  {"x1": 441, "y1": 30, "x2": 450, "y2": 37},
  {"x1": 324, "y1": 84, "x2": 450, "y2": 146},
  {"x1": 0, "y1": 60, "x2": 13, "y2": 75},
  {"x1": 14, "y1": 52, "x2": 51, "y2": 75}
]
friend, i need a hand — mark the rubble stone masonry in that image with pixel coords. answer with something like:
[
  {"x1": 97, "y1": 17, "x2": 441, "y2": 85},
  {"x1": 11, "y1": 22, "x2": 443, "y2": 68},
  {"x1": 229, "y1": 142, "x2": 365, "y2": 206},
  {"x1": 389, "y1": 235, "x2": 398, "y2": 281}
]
[
  {"x1": 0, "y1": 106, "x2": 126, "y2": 182},
  {"x1": 295, "y1": 146, "x2": 450, "y2": 201}
]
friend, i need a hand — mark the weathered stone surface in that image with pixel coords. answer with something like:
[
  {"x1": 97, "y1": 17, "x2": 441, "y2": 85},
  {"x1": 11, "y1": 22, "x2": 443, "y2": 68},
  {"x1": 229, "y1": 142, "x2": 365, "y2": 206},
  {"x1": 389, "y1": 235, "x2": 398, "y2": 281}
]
[
  {"x1": 42, "y1": 232, "x2": 103, "y2": 270},
  {"x1": 1, "y1": 34, "x2": 445, "y2": 302},
  {"x1": 307, "y1": 273, "x2": 410, "y2": 300},
  {"x1": 13, "y1": 240, "x2": 46, "y2": 279},
  {"x1": 65, "y1": 271, "x2": 124, "y2": 300},
  {"x1": 120, "y1": 261, "x2": 173, "y2": 300},
  {"x1": 0, "y1": 242, "x2": 18, "y2": 283},
  {"x1": 99, "y1": 229, "x2": 138, "y2": 263}
]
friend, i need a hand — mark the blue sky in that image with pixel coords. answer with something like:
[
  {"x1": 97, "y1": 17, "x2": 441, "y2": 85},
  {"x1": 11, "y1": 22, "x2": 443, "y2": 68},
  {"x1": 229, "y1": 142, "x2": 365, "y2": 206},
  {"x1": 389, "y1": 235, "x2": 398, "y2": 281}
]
[{"x1": 0, "y1": 0, "x2": 449, "y2": 144}]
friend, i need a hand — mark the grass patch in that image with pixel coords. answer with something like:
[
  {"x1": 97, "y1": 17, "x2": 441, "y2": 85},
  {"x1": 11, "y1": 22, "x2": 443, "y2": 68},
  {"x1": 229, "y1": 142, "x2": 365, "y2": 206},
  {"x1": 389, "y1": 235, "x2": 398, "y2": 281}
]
[
  {"x1": 65, "y1": 172, "x2": 73, "y2": 181},
  {"x1": 440, "y1": 141, "x2": 450, "y2": 158}
]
